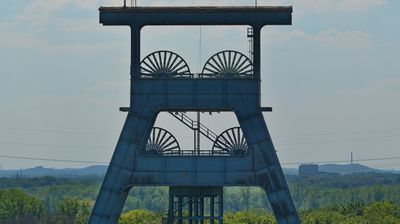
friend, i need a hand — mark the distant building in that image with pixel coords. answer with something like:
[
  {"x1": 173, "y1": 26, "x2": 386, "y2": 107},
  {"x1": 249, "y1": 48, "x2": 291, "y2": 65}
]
[{"x1": 299, "y1": 164, "x2": 319, "y2": 177}]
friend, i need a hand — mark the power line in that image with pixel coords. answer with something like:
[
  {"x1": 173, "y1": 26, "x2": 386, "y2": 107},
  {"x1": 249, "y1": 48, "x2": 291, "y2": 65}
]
[
  {"x1": 0, "y1": 141, "x2": 112, "y2": 149},
  {"x1": 1, "y1": 124, "x2": 399, "y2": 138},
  {"x1": 282, "y1": 155, "x2": 400, "y2": 165},
  {"x1": 0, "y1": 125, "x2": 116, "y2": 136},
  {"x1": 1, "y1": 154, "x2": 400, "y2": 167},
  {"x1": 1, "y1": 125, "x2": 399, "y2": 143},
  {"x1": 0, "y1": 125, "x2": 399, "y2": 150},
  {"x1": 0, "y1": 155, "x2": 108, "y2": 164},
  {"x1": 273, "y1": 129, "x2": 400, "y2": 138},
  {"x1": 277, "y1": 133, "x2": 400, "y2": 146}
]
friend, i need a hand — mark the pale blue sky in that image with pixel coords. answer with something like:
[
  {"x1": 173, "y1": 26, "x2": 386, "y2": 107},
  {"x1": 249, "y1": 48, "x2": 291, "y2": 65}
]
[{"x1": 0, "y1": 0, "x2": 399, "y2": 169}]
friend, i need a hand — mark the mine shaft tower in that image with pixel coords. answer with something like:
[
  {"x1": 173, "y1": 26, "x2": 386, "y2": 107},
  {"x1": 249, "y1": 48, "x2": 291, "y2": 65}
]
[{"x1": 90, "y1": 3, "x2": 300, "y2": 224}]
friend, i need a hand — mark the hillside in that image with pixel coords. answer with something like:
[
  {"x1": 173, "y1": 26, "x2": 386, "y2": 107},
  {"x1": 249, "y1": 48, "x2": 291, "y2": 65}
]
[{"x1": 0, "y1": 163, "x2": 398, "y2": 178}]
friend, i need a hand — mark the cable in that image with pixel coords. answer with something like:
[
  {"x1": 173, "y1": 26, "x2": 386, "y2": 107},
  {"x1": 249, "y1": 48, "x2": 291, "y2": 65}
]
[
  {"x1": 282, "y1": 155, "x2": 400, "y2": 165},
  {"x1": 196, "y1": 25, "x2": 202, "y2": 73},
  {"x1": 0, "y1": 155, "x2": 108, "y2": 164},
  {"x1": 273, "y1": 129, "x2": 400, "y2": 138},
  {"x1": 1, "y1": 154, "x2": 400, "y2": 167},
  {"x1": 277, "y1": 133, "x2": 400, "y2": 146},
  {"x1": 1, "y1": 125, "x2": 399, "y2": 139},
  {"x1": 0, "y1": 141, "x2": 112, "y2": 149},
  {"x1": 0, "y1": 125, "x2": 116, "y2": 136}
]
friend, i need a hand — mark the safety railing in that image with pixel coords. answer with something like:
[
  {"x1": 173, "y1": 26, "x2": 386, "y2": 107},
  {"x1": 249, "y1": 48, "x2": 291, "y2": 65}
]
[
  {"x1": 135, "y1": 72, "x2": 253, "y2": 79},
  {"x1": 147, "y1": 149, "x2": 245, "y2": 156}
]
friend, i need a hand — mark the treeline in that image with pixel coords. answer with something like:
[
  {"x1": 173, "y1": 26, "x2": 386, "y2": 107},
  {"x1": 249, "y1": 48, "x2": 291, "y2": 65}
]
[
  {"x1": 0, "y1": 172, "x2": 400, "y2": 223},
  {"x1": 1, "y1": 188, "x2": 400, "y2": 223},
  {"x1": 0, "y1": 189, "x2": 89, "y2": 224}
]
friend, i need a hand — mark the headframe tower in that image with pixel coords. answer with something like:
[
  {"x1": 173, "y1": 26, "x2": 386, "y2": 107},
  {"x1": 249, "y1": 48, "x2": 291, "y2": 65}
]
[{"x1": 90, "y1": 3, "x2": 300, "y2": 224}]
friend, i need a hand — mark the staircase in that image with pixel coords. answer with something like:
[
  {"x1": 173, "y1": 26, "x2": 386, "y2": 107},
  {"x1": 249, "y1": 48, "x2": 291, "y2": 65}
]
[{"x1": 169, "y1": 112, "x2": 218, "y2": 142}]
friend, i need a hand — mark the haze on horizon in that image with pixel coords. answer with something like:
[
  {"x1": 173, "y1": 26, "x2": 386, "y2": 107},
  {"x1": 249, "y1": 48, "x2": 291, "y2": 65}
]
[{"x1": 0, "y1": 0, "x2": 399, "y2": 170}]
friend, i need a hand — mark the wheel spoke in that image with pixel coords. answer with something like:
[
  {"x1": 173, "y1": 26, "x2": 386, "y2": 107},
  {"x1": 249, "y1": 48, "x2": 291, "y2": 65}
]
[
  {"x1": 206, "y1": 62, "x2": 222, "y2": 74},
  {"x1": 146, "y1": 127, "x2": 180, "y2": 154},
  {"x1": 202, "y1": 50, "x2": 253, "y2": 78},
  {"x1": 170, "y1": 59, "x2": 185, "y2": 73},
  {"x1": 212, "y1": 127, "x2": 248, "y2": 154},
  {"x1": 141, "y1": 60, "x2": 157, "y2": 73},
  {"x1": 232, "y1": 54, "x2": 244, "y2": 72},
  {"x1": 210, "y1": 57, "x2": 224, "y2": 72},
  {"x1": 140, "y1": 51, "x2": 191, "y2": 77}
]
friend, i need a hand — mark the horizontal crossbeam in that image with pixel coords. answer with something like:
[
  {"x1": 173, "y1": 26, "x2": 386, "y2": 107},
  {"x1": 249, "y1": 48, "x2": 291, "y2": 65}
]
[{"x1": 100, "y1": 6, "x2": 292, "y2": 27}]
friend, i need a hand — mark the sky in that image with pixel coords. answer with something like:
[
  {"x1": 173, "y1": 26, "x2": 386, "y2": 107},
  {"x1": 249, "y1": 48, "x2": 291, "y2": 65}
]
[{"x1": 0, "y1": 0, "x2": 399, "y2": 170}]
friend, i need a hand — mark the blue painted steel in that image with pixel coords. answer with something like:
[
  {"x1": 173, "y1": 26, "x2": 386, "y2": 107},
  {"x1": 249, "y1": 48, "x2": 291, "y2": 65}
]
[
  {"x1": 89, "y1": 5, "x2": 300, "y2": 224},
  {"x1": 99, "y1": 6, "x2": 292, "y2": 27}
]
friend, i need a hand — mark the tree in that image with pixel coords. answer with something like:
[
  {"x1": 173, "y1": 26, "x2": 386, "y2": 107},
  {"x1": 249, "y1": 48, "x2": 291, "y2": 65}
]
[
  {"x1": 0, "y1": 189, "x2": 44, "y2": 223},
  {"x1": 119, "y1": 210, "x2": 160, "y2": 224},
  {"x1": 56, "y1": 197, "x2": 90, "y2": 224},
  {"x1": 225, "y1": 210, "x2": 275, "y2": 224},
  {"x1": 363, "y1": 201, "x2": 400, "y2": 224}
]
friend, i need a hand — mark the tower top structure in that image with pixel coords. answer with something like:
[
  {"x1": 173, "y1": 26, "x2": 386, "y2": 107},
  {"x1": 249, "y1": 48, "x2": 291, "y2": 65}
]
[
  {"x1": 100, "y1": 6, "x2": 292, "y2": 26},
  {"x1": 91, "y1": 4, "x2": 300, "y2": 224}
]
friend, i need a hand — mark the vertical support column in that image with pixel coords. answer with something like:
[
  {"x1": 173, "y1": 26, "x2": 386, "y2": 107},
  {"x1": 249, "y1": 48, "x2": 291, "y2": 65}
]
[
  {"x1": 210, "y1": 196, "x2": 215, "y2": 224},
  {"x1": 219, "y1": 193, "x2": 223, "y2": 224},
  {"x1": 130, "y1": 25, "x2": 141, "y2": 109},
  {"x1": 130, "y1": 25, "x2": 141, "y2": 76},
  {"x1": 197, "y1": 112, "x2": 201, "y2": 155},
  {"x1": 178, "y1": 196, "x2": 183, "y2": 224},
  {"x1": 189, "y1": 196, "x2": 193, "y2": 224},
  {"x1": 252, "y1": 26, "x2": 262, "y2": 105},
  {"x1": 194, "y1": 197, "x2": 199, "y2": 224},
  {"x1": 252, "y1": 26, "x2": 261, "y2": 80},
  {"x1": 200, "y1": 196, "x2": 204, "y2": 224},
  {"x1": 168, "y1": 193, "x2": 174, "y2": 224}
]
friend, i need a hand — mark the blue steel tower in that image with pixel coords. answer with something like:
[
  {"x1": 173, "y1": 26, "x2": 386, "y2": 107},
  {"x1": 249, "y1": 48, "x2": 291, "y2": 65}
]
[{"x1": 90, "y1": 4, "x2": 300, "y2": 224}]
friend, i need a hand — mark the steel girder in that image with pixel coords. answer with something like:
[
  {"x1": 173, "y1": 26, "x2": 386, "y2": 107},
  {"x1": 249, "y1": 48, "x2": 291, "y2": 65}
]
[
  {"x1": 90, "y1": 5, "x2": 300, "y2": 224},
  {"x1": 89, "y1": 79, "x2": 300, "y2": 224}
]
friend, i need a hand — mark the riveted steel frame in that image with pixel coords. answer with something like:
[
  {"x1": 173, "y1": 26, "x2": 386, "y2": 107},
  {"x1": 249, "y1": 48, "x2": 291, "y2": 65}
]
[{"x1": 89, "y1": 6, "x2": 300, "y2": 224}]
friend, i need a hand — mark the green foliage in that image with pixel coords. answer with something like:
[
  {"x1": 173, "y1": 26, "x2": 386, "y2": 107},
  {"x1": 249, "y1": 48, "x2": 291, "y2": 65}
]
[
  {"x1": 1, "y1": 173, "x2": 400, "y2": 223},
  {"x1": 56, "y1": 197, "x2": 90, "y2": 224},
  {"x1": 299, "y1": 201, "x2": 400, "y2": 224},
  {"x1": 119, "y1": 210, "x2": 160, "y2": 224},
  {"x1": 125, "y1": 187, "x2": 169, "y2": 212},
  {"x1": 339, "y1": 200, "x2": 365, "y2": 216},
  {"x1": 225, "y1": 210, "x2": 275, "y2": 224},
  {"x1": 0, "y1": 189, "x2": 44, "y2": 223},
  {"x1": 301, "y1": 209, "x2": 348, "y2": 224},
  {"x1": 363, "y1": 201, "x2": 400, "y2": 224}
]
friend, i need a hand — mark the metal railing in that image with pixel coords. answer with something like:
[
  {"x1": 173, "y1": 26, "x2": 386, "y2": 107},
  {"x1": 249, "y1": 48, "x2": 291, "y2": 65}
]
[
  {"x1": 136, "y1": 72, "x2": 253, "y2": 79},
  {"x1": 169, "y1": 112, "x2": 218, "y2": 142},
  {"x1": 146, "y1": 149, "x2": 247, "y2": 157}
]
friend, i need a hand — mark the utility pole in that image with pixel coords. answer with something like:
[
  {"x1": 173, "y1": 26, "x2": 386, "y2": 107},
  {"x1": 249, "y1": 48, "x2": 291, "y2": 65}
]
[{"x1": 351, "y1": 152, "x2": 353, "y2": 165}]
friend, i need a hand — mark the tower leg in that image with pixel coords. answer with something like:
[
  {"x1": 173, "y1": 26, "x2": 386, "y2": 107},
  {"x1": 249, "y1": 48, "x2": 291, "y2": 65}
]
[
  {"x1": 178, "y1": 196, "x2": 183, "y2": 224},
  {"x1": 188, "y1": 196, "x2": 193, "y2": 224},
  {"x1": 168, "y1": 193, "x2": 174, "y2": 224},
  {"x1": 210, "y1": 196, "x2": 215, "y2": 224},
  {"x1": 218, "y1": 193, "x2": 223, "y2": 224},
  {"x1": 200, "y1": 196, "x2": 204, "y2": 224},
  {"x1": 236, "y1": 109, "x2": 300, "y2": 224},
  {"x1": 194, "y1": 196, "x2": 199, "y2": 224},
  {"x1": 89, "y1": 111, "x2": 155, "y2": 224}
]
